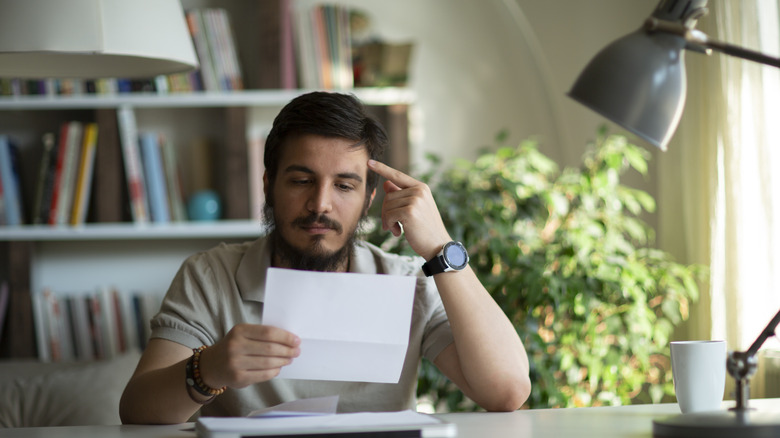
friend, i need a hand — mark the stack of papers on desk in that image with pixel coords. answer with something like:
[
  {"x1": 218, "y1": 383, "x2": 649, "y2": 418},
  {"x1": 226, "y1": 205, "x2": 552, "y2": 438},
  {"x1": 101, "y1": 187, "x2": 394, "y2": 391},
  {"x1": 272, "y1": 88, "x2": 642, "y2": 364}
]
[
  {"x1": 196, "y1": 410, "x2": 456, "y2": 438},
  {"x1": 247, "y1": 395, "x2": 339, "y2": 418}
]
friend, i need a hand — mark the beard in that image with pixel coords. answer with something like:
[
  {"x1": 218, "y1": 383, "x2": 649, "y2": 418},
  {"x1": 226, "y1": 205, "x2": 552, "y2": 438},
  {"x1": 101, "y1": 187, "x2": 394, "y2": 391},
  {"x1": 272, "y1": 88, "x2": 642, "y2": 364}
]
[{"x1": 263, "y1": 204, "x2": 365, "y2": 272}]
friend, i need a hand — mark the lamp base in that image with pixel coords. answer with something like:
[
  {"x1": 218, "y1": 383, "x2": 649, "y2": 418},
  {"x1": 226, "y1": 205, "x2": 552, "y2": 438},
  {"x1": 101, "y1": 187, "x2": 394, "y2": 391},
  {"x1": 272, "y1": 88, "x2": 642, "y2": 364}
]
[{"x1": 653, "y1": 409, "x2": 780, "y2": 438}]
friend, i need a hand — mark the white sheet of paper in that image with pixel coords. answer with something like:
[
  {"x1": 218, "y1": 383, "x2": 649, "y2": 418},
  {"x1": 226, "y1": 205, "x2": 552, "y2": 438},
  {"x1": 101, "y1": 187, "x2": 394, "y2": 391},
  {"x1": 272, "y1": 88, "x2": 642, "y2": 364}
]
[
  {"x1": 247, "y1": 395, "x2": 339, "y2": 418},
  {"x1": 263, "y1": 267, "x2": 415, "y2": 383}
]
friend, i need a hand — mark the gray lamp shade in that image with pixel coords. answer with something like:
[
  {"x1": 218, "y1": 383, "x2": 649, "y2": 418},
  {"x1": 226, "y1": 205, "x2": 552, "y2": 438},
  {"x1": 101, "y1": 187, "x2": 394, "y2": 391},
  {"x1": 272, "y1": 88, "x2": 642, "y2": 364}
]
[
  {"x1": 0, "y1": 0, "x2": 198, "y2": 79},
  {"x1": 568, "y1": 28, "x2": 687, "y2": 151}
]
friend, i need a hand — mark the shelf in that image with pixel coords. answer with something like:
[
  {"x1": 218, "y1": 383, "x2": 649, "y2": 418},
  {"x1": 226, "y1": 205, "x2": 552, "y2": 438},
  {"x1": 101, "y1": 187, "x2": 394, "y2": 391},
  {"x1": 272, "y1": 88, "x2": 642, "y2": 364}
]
[
  {"x1": 0, "y1": 220, "x2": 265, "y2": 241},
  {"x1": 0, "y1": 88, "x2": 415, "y2": 110}
]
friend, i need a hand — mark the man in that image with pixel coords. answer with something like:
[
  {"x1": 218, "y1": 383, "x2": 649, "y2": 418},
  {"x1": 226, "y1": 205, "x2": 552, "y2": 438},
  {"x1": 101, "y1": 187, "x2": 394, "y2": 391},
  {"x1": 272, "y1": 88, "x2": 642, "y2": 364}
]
[{"x1": 120, "y1": 92, "x2": 530, "y2": 424}]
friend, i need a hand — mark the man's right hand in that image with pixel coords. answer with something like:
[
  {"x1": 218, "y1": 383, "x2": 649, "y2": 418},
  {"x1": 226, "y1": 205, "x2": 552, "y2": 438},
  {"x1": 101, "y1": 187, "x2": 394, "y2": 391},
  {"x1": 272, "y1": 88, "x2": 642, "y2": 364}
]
[{"x1": 199, "y1": 324, "x2": 301, "y2": 389}]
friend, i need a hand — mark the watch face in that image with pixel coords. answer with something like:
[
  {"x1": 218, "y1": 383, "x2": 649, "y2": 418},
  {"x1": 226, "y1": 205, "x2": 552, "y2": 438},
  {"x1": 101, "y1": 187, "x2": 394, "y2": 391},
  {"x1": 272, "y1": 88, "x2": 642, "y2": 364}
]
[{"x1": 444, "y1": 242, "x2": 468, "y2": 269}]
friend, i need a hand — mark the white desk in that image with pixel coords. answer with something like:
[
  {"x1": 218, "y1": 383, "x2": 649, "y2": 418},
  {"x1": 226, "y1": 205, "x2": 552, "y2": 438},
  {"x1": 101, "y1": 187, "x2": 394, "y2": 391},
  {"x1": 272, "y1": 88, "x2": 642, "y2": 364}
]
[{"x1": 4, "y1": 399, "x2": 779, "y2": 438}]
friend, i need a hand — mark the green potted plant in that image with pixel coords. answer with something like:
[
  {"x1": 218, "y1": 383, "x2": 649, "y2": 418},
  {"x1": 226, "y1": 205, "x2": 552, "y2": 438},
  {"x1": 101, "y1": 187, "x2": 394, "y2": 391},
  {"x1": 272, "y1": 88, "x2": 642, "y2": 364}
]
[{"x1": 366, "y1": 127, "x2": 706, "y2": 411}]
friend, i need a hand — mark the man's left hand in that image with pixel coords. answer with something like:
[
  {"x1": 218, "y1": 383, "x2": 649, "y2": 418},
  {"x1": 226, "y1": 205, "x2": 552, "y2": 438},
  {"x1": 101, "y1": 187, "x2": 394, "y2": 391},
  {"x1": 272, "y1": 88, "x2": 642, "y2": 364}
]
[{"x1": 368, "y1": 159, "x2": 451, "y2": 261}]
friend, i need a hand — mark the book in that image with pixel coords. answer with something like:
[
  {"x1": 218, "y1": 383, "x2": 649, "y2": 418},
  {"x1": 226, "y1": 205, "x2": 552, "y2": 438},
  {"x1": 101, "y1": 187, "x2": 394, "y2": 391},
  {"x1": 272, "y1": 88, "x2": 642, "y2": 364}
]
[
  {"x1": 215, "y1": 8, "x2": 244, "y2": 90},
  {"x1": 311, "y1": 5, "x2": 332, "y2": 89},
  {"x1": 31, "y1": 290, "x2": 50, "y2": 361},
  {"x1": 203, "y1": 9, "x2": 230, "y2": 90},
  {"x1": 139, "y1": 132, "x2": 170, "y2": 223},
  {"x1": 42, "y1": 290, "x2": 64, "y2": 361},
  {"x1": 293, "y1": 5, "x2": 318, "y2": 89},
  {"x1": 117, "y1": 106, "x2": 149, "y2": 223},
  {"x1": 97, "y1": 286, "x2": 119, "y2": 358},
  {"x1": 87, "y1": 293, "x2": 106, "y2": 359},
  {"x1": 187, "y1": 9, "x2": 220, "y2": 92},
  {"x1": 70, "y1": 122, "x2": 99, "y2": 226},
  {"x1": 46, "y1": 123, "x2": 69, "y2": 225},
  {"x1": 0, "y1": 134, "x2": 23, "y2": 225},
  {"x1": 0, "y1": 168, "x2": 5, "y2": 225},
  {"x1": 335, "y1": 6, "x2": 353, "y2": 89},
  {"x1": 67, "y1": 294, "x2": 94, "y2": 360},
  {"x1": 31, "y1": 133, "x2": 57, "y2": 224},
  {"x1": 160, "y1": 136, "x2": 187, "y2": 222},
  {"x1": 54, "y1": 292, "x2": 76, "y2": 362},
  {"x1": 0, "y1": 281, "x2": 8, "y2": 342},
  {"x1": 197, "y1": 8, "x2": 243, "y2": 91},
  {"x1": 54, "y1": 121, "x2": 83, "y2": 225},
  {"x1": 49, "y1": 121, "x2": 84, "y2": 225},
  {"x1": 117, "y1": 291, "x2": 139, "y2": 354}
]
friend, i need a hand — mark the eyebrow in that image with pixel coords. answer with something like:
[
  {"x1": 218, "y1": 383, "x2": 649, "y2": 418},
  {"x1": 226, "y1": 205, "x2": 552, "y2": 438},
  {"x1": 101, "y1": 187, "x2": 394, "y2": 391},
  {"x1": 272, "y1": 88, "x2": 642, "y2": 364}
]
[{"x1": 284, "y1": 165, "x2": 364, "y2": 183}]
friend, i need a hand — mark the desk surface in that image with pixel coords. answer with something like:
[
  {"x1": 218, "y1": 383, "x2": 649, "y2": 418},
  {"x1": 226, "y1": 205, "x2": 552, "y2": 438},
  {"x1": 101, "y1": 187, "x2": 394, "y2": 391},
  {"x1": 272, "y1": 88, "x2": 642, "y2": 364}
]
[{"x1": 4, "y1": 399, "x2": 780, "y2": 438}]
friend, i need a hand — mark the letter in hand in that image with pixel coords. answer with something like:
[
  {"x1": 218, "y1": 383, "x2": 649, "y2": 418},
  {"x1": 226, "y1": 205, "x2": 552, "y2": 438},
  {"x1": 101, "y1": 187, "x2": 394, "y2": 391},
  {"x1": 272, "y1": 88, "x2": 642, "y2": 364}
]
[
  {"x1": 199, "y1": 324, "x2": 301, "y2": 389},
  {"x1": 367, "y1": 159, "x2": 452, "y2": 261}
]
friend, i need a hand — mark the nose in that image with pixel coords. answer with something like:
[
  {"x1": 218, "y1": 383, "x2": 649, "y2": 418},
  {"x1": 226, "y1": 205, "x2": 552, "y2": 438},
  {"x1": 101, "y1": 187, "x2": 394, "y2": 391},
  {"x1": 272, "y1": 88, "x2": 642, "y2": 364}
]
[{"x1": 306, "y1": 182, "x2": 333, "y2": 214}]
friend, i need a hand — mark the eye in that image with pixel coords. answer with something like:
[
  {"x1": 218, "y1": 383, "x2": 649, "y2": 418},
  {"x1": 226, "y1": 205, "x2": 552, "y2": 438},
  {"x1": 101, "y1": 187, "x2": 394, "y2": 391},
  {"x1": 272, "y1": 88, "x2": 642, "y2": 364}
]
[{"x1": 336, "y1": 183, "x2": 355, "y2": 192}]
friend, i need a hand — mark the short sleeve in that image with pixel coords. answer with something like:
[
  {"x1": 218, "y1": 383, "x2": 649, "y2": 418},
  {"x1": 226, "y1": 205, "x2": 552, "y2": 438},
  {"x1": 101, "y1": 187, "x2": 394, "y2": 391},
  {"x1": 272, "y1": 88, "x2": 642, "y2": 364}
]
[{"x1": 150, "y1": 243, "x2": 255, "y2": 348}]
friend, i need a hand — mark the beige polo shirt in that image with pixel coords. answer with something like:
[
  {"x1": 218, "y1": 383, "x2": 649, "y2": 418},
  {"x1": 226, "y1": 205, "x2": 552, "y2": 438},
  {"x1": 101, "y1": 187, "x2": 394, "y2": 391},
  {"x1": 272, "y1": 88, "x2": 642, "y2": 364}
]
[{"x1": 150, "y1": 237, "x2": 454, "y2": 415}]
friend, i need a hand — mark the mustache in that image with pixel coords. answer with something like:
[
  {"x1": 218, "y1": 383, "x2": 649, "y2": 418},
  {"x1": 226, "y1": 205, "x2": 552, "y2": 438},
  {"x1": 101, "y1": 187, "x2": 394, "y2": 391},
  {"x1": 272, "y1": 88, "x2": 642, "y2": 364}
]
[{"x1": 292, "y1": 213, "x2": 343, "y2": 233}]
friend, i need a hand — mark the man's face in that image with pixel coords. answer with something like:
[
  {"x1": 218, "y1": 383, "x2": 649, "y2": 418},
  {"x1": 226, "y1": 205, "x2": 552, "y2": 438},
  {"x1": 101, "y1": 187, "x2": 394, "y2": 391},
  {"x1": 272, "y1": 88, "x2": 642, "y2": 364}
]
[{"x1": 264, "y1": 134, "x2": 373, "y2": 270}]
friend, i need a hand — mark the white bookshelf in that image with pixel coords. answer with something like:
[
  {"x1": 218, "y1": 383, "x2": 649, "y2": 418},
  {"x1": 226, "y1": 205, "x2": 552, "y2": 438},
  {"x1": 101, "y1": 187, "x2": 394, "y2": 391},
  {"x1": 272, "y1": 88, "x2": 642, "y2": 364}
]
[
  {"x1": 0, "y1": 220, "x2": 264, "y2": 241},
  {"x1": 0, "y1": 88, "x2": 415, "y2": 110}
]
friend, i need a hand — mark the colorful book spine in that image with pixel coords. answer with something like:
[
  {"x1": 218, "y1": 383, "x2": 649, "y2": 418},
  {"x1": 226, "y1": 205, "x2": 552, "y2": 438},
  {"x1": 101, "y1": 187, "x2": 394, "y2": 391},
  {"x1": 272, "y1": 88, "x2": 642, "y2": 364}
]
[
  {"x1": 70, "y1": 123, "x2": 99, "y2": 226},
  {"x1": 187, "y1": 9, "x2": 220, "y2": 91},
  {"x1": 0, "y1": 135, "x2": 22, "y2": 225},
  {"x1": 117, "y1": 106, "x2": 149, "y2": 223},
  {"x1": 52, "y1": 121, "x2": 83, "y2": 225},
  {"x1": 140, "y1": 132, "x2": 170, "y2": 223}
]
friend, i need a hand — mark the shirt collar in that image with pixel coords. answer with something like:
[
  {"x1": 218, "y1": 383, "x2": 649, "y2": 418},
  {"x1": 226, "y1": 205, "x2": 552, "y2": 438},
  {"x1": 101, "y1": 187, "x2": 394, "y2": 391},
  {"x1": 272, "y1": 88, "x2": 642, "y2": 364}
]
[
  {"x1": 237, "y1": 238, "x2": 378, "y2": 303},
  {"x1": 236, "y1": 237, "x2": 273, "y2": 303}
]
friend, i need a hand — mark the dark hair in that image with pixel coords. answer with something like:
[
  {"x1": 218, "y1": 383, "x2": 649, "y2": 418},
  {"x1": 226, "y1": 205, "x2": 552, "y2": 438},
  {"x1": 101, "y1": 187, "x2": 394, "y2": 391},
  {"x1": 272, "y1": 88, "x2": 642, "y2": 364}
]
[{"x1": 263, "y1": 91, "x2": 388, "y2": 198}]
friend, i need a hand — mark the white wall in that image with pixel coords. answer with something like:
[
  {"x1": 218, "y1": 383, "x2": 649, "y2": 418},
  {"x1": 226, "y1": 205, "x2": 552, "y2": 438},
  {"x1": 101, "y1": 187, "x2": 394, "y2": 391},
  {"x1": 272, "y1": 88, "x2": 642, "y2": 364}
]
[{"x1": 297, "y1": 0, "x2": 658, "y2": 164}]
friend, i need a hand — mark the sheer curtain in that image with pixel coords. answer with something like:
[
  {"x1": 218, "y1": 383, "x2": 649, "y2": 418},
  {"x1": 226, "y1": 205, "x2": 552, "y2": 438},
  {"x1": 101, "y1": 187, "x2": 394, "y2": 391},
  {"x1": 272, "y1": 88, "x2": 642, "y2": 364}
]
[{"x1": 660, "y1": 0, "x2": 780, "y2": 397}]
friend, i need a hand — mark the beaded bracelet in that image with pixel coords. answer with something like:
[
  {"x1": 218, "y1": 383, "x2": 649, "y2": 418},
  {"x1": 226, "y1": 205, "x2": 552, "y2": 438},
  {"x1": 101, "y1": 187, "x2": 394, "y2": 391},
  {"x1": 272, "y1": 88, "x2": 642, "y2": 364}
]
[{"x1": 185, "y1": 345, "x2": 226, "y2": 404}]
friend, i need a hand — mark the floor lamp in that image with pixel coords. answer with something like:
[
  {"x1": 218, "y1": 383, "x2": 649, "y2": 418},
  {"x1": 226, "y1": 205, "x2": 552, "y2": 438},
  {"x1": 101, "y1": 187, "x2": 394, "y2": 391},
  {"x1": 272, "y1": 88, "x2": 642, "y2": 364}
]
[{"x1": 567, "y1": 0, "x2": 780, "y2": 437}]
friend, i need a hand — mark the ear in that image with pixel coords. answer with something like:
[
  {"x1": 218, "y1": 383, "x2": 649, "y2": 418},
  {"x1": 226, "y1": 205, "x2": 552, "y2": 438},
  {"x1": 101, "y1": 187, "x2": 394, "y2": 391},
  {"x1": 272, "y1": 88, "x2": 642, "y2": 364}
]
[
  {"x1": 364, "y1": 188, "x2": 376, "y2": 215},
  {"x1": 263, "y1": 171, "x2": 272, "y2": 206}
]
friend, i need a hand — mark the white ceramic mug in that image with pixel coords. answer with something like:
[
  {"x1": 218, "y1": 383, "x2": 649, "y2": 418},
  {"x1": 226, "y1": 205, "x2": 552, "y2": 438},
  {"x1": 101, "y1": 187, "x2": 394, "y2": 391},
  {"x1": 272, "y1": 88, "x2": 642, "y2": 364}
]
[{"x1": 670, "y1": 340, "x2": 727, "y2": 413}]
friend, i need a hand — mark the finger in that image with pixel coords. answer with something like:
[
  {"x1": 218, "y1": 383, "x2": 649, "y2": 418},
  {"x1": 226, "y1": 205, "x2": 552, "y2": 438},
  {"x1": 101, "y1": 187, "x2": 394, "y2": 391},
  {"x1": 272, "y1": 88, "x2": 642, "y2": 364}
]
[
  {"x1": 242, "y1": 325, "x2": 301, "y2": 347},
  {"x1": 245, "y1": 355, "x2": 296, "y2": 371},
  {"x1": 380, "y1": 180, "x2": 405, "y2": 235},
  {"x1": 368, "y1": 159, "x2": 419, "y2": 189},
  {"x1": 383, "y1": 179, "x2": 402, "y2": 195},
  {"x1": 246, "y1": 341, "x2": 301, "y2": 359}
]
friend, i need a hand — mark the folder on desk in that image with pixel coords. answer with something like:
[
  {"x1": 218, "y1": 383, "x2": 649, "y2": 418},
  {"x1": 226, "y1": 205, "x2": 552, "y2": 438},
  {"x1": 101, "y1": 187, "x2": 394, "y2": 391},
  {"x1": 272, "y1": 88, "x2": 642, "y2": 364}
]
[{"x1": 195, "y1": 410, "x2": 456, "y2": 438}]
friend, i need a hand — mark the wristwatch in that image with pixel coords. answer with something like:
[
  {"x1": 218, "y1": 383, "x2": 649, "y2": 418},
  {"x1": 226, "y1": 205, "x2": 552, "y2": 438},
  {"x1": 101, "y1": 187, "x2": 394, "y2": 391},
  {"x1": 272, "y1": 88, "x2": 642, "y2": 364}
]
[{"x1": 422, "y1": 241, "x2": 469, "y2": 277}]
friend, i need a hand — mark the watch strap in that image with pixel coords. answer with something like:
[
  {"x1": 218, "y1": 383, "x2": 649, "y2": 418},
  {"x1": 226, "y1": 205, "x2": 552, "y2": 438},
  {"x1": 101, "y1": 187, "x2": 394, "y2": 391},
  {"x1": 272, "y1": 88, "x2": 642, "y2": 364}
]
[{"x1": 422, "y1": 254, "x2": 448, "y2": 277}]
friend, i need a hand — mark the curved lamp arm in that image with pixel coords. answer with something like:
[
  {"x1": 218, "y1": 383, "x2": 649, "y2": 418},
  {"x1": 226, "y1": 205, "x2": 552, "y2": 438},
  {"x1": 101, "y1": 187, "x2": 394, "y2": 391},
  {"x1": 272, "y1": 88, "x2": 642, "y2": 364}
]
[
  {"x1": 645, "y1": 16, "x2": 780, "y2": 68},
  {"x1": 725, "y1": 308, "x2": 780, "y2": 411},
  {"x1": 567, "y1": 0, "x2": 780, "y2": 151}
]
